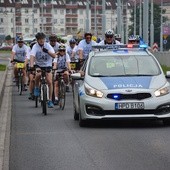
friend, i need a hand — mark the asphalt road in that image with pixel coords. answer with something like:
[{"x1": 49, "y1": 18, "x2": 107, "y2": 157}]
[{"x1": 10, "y1": 85, "x2": 170, "y2": 170}]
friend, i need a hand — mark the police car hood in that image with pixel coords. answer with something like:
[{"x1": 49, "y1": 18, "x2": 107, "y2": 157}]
[{"x1": 86, "y1": 74, "x2": 167, "y2": 90}]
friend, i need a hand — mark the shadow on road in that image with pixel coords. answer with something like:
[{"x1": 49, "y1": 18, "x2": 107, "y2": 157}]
[{"x1": 81, "y1": 119, "x2": 168, "y2": 129}]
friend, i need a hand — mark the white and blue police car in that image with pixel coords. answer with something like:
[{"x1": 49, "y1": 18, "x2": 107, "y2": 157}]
[{"x1": 71, "y1": 44, "x2": 170, "y2": 127}]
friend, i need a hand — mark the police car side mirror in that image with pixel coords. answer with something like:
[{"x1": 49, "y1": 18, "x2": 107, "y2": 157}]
[
  {"x1": 165, "y1": 71, "x2": 170, "y2": 78},
  {"x1": 71, "y1": 72, "x2": 84, "y2": 80}
]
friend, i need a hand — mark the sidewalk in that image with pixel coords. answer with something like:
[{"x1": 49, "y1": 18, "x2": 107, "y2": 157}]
[{"x1": 0, "y1": 67, "x2": 12, "y2": 170}]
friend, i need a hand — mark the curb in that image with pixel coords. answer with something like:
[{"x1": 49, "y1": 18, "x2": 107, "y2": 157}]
[
  {"x1": 0, "y1": 69, "x2": 8, "y2": 108},
  {"x1": 0, "y1": 67, "x2": 12, "y2": 170}
]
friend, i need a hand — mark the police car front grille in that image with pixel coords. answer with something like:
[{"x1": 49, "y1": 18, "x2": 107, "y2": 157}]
[
  {"x1": 107, "y1": 93, "x2": 151, "y2": 100},
  {"x1": 86, "y1": 104, "x2": 170, "y2": 116}
]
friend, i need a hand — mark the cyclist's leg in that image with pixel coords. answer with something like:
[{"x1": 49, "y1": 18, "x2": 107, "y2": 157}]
[
  {"x1": 28, "y1": 73, "x2": 35, "y2": 99},
  {"x1": 22, "y1": 67, "x2": 27, "y2": 91},
  {"x1": 46, "y1": 72, "x2": 54, "y2": 108},
  {"x1": 14, "y1": 64, "x2": 18, "y2": 84},
  {"x1": 63, "y1": 71, "x2": 70, "y2": 92},
  {"x1": 46, "y1": 72, "x2": 53, "y2": 101},
  {"x1": 34, "y1": 69, "x2": 41, "y2": 96},
  {"x1": 54, "y1": 80, "x2": 59, "y2": 105}
]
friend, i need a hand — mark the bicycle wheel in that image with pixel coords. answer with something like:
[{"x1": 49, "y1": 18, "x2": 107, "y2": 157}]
[
  {"x1": 35, "y1": 96, "x2": 38, "y2": 108},
  {"x1": 19, "y1": 71, "x2": 23, "y2": 95},
  {"x1": 41, "y1": 85, "x2": 47, "y2": 115},
  {"x1": 59, "y1": 80, "x2": 66, "y2": 110},
  {"x1": 52, "y1": 85, "x2": 55, "y2": 104}
]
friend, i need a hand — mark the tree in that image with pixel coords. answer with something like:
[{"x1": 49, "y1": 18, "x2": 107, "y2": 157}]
[
  {"x1": 5, "y1": 35, "x2": 12, "y2": 41},
  {"x1": 129, "y1": 3, "x2": 168, "y2": 48}
]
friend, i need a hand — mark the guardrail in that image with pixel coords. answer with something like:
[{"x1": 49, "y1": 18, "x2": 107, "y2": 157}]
[{"x1": 153, "y1": 52, "x2": 170, "y2": 67}]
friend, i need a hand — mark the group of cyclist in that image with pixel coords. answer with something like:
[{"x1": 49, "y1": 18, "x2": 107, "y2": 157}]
[{"x1": 10, "y1": 29, "x2": 141, "y2": 108}]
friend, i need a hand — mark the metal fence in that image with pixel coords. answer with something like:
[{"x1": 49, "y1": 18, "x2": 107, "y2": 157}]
[{"x1": 153, "y1": 52, "x2": 170, "y2": 67}]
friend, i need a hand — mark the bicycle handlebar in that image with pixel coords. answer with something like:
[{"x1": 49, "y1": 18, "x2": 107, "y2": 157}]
[{"x1": 11, "y1": 59, "x2": 25, "y2": 63}]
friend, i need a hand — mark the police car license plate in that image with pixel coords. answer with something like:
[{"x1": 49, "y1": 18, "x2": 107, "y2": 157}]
[{"x1": 115, "y1": 102, "x2": 144, "y2": 110}]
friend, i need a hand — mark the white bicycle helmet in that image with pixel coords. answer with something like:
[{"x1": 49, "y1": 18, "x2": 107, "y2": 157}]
[
  {"x1": 105, "y1": 29, "x2": 114, "y2": 36},
  {"x1": 115, "y1": 34, "x2": 121, "y2": 38}
]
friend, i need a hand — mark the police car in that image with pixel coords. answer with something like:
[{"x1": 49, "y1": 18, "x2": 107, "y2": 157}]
[{"x1": 71, "y1": 44, "x2": 170, "y2": 127}]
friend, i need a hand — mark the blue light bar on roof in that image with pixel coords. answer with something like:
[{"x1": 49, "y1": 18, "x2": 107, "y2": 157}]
[
  {"x1": 139, "y1": 44, "x2": 148, "y2": 48},
  {"x1": 92, "y1": 43, "x2": 148, "y2": 50}
]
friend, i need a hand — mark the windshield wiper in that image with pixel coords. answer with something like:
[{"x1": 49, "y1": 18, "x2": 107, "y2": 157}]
[
  {"x1": 124, "y1": 74, "x2": 154, "y2": 76},
  {"x1": 91, "y1": 75, "x2": 110, "y2": 77}
]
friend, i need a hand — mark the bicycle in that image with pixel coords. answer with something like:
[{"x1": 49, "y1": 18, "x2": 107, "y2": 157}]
[
  {"x1": 55, "y1": 69, "x2": 66, "y2": 110},
  {"x1": 70, "y1": 59, "x2": 85, "y2": 92},
  {"x1": 52, "y1": 68, "x2": 56, "y2": 105},
  {"x1": 13, "y1": 59, "x2": 25, "y2": 95},
  {"x1": 34, "y1": 68, "x2": 50, "y2": 115}
]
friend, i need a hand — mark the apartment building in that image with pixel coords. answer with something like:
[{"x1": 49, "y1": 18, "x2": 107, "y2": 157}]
[{"x1": 0, "y1": 0, "x2": 129, "y2": 40}]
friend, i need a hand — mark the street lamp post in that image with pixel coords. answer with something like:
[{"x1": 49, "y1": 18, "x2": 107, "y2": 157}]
[
  {"x1": 125, "y1": 3, "x2": 129, "y2": 44},
  {"x1": 32, "y1": 0, "x2": 34, "y2": 36},
  {"x1": 160, "y1": 0, "x2": 163, "y2": 52},
  {"x1": 143, "y1": 0, "x2": 149, "y2": 44},
  {"x1": 94, "y1": 0, "x2": 97, "y2": 36},
  {"x1": 86, "y1": 0, "x2": 90, "y2": 32},
  {"x1": 117, "y1": 0, "x2": 122, "y2": 35},
  {"x1": 150, "y1": 0, "x2": 154, "y2": 47},
  {"x1": 134, "y1": 0, "x2": 136, "y2": 35},
  {"x1": 102, "y1": 0, "x2": 106, "y2": 39},
  {"x1": 41, "y1": 0, "x2": 44, "y2": 32},
  {"x1": 121, "y1": 1, "x2": 124, "y2": 43},
  {"x1": 139, "y1": 0, "x2": 142, "y2": 36},
  {"x1": 52, "y1": 0, "x2": 54, "y2": 33},
  {"x1": 13, "y1": 12, "x2": 16, "y2": 44}
]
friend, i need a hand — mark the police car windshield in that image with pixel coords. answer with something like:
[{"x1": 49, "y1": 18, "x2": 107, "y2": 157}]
[{"x1": 89, "y1": 55, "x2": 161, "y2": 77}]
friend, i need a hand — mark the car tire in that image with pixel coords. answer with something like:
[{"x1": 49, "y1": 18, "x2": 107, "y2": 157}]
[
  {"x1": 163, "y1": 119, "x2": 170, "y2": 126},
  {"x1": 79, "y1": 113, "x2": 87, "y2": 127},
  {"x1": 73, "y1": 94, "x2": 79, "y2": 120},
  {"x1": 73, "y1": 104, "x2": 79, "y2": 121}
]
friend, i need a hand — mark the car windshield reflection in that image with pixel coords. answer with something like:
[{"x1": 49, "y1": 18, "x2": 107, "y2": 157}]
[{"x1": 89, "y1": 55, "x2": 161, "y2": 77}]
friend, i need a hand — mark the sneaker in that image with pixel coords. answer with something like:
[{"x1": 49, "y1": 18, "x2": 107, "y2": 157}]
[
  {"x1": 13, "y1": 78, "x2": 16, "y2": 82},
  {"x1": 53, "y1": 100, "x2": 59, "y2": 105},
  {"x1": 28, "y1": 93, "x2": 35, "y2": 100},
  {"x1": 23, "y1": 84, "x2": 28, "y2": 91},
  {"x1": 34, "y1": 87, "x2": 40, "y2": 97},
  {"x1": 66, "y1": 85, "x2": 70, "y2": 92},
  {"x1": 28, "y1": 93, "x2": 32, "y2": 100},
  {"x1": 48, "y1": 100, "x2": 54, "y2": 108}
]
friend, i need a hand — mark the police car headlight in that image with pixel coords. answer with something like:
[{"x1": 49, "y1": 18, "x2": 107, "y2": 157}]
[
  {"x1": 84, "y1": 83, "x2": 103, "y2": 98},
  {"x1": 154, "y1": 85, "x2": 170, "y2": 97}
]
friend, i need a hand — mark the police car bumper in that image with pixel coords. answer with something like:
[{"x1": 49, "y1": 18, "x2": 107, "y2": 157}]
[{"x1": 79, "y1": 94, "x2": 170, "y2": 120}]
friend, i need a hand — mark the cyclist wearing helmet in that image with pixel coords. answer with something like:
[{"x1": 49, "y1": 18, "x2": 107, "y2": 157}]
[
  {"x1": 66, "y1": 38, "x2": 79, "y2": 61},
  {"x1": 25, "y1": 40, "x2": 37, "y2": 100},
  {"x1": 30, "y1": 32, "x2": 56, "y2": 108},
  {"x1": 77, "y1": 32, "x2": 97, "y2": 60},
  {"x1": 128, "y1": 35, "x2": 140, "y2": 44},
  {"x1": 53, "y1": 45, "x2": 72, "y2": 104},
  {"x1": 99, "y1": 29, "x2": 121, "y2": 45},
  {"x1": 48, "y1": 34, "x2": 60, "y2": 53},
  {"x1": 11, "y1": 36, "x2": 29, "y2": 90},
  {"x1": 115, "y1": 34, "x2": 121, "y2": 42}
]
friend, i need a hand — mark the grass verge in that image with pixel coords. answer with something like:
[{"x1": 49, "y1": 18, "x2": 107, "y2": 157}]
[
  {"x1": 161, "y1": 65, "x2": 170, "y2": 74},
  {"x1": 0, "y1": 64, "x2": 6, "y2": 71}
]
